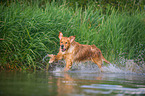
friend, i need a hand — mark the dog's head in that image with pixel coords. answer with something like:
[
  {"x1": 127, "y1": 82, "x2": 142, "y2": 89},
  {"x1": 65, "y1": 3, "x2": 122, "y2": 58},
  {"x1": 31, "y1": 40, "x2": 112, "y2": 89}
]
[{"x1": 59, "y1": 32, "x2": 75, "y2": 52}]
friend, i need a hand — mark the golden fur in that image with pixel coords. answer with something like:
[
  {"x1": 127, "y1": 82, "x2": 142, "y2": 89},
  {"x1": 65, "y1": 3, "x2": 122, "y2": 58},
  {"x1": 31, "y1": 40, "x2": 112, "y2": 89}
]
[{"x1": 48, "y1": 32, "x2": 110, "y2": 71}]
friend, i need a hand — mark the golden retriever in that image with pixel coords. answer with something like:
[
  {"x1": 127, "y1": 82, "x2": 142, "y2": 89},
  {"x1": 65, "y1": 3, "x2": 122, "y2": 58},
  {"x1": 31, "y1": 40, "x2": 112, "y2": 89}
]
[{"x1": 48, "y1": 32, "x2": 110, "y2": 71}]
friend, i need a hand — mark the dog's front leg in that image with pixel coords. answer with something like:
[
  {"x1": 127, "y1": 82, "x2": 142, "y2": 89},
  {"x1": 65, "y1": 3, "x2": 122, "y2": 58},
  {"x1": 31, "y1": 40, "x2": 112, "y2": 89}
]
[
  {"x1": 55, "y1": 52, "x2": 63, "y2": 61},
  {"x1": 64, "y1": 59, "x2": 73, "y2": 71},
  {"x1": 48, "y1": 52, "x2": 63, "y2": 63}
]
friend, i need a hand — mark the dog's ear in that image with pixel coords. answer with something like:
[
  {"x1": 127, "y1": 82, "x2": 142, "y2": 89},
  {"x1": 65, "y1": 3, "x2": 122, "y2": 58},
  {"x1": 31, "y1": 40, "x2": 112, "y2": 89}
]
[
  {"x1": 70, "y1": 36, "x2": 76, "y2": 43},
  {"x1": 59, "y1": 32, "x2": 63, "y2": 40}
]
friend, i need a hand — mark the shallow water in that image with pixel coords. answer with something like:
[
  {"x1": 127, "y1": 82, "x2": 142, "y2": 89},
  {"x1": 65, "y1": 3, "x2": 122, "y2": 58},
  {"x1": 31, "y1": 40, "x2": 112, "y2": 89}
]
[{"x1": 0, "y1": 70, "x2": 145, "y2": 96}]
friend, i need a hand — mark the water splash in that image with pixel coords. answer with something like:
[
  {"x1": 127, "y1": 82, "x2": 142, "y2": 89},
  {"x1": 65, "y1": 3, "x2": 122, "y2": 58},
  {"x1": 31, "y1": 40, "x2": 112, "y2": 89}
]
[
  {"x1": 44, "y1": 49, "x2": 145, "y2": 74},
  {"x1": 53, "y1": 66, "x2": 64, "y2": 73},
  {"x1": 102, "y1": 64, "x2": 124, "y2": 73},
  {"x1": 42, "y1": 54, "x2": 49, "y2": 62},
  {"x1": 52, "y1": 59, "x2": 145, "y2": 74}
]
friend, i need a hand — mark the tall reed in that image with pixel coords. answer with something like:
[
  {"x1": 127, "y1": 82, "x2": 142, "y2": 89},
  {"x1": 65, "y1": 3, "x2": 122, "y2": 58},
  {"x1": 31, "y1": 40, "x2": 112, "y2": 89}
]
[{"x1": 0, "y1": 0, "x2": 145, "y2": 70}]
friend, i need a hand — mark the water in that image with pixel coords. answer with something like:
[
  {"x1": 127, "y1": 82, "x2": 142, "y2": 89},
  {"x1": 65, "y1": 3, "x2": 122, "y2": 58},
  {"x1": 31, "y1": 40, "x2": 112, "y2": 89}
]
[
  {"x1": 1, "y1": 56, "x2": 145, "y2": 96},
  {"x1": 0, "y1": 69, "x2": 145, "y2": 96}
]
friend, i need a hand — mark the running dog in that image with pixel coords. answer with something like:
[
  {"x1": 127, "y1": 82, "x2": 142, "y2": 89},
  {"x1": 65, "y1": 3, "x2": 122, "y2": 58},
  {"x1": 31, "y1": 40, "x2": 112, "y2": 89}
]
[{"x1": 48, "y1": 32, "x2": 110, "y2": 71}]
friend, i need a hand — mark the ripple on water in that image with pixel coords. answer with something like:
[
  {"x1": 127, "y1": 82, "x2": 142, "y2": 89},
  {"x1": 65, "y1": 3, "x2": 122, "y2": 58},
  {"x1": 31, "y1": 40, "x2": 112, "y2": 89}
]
[{"x1": 81, "y1": 84, "x2": 145, "y2": 95}]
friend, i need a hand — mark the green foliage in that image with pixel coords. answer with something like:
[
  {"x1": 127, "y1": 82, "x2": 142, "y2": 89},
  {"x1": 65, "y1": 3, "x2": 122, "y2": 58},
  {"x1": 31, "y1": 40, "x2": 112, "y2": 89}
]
[{"x1": 0, "y1": 0, "x2": 145, "y2": 70}]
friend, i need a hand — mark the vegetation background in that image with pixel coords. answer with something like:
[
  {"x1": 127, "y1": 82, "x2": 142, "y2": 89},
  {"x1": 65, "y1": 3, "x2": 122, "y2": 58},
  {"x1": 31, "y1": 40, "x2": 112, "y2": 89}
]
[{"x1": 0, "y1": 0, "x2": 145, "y2": 71}]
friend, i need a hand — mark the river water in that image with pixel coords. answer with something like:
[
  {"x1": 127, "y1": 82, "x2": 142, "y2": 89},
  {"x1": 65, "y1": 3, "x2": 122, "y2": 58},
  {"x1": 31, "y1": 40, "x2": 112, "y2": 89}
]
[{"x1": 0, "y1": 64, "x2": 145, "y2": 96}]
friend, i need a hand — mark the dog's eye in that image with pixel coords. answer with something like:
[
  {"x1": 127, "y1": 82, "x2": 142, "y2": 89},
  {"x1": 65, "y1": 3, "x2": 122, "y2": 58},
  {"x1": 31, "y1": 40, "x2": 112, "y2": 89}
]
[
  {"x1": 61, "y1": 42, "x2": 63, "y2": 43},
  {"x1": 65, "y1": 42, "x2": 67, "y2": 44}
]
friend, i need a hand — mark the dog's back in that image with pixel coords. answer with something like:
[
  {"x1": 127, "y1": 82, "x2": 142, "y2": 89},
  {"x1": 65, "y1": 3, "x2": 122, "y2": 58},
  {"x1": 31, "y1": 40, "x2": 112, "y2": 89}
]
[{"x1": 69, "y1": 42, "x2": 105, "y2": 63}]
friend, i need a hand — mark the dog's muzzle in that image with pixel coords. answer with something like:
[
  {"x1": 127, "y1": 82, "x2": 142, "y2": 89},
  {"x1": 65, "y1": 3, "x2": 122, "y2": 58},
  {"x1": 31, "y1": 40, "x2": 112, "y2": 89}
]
[{"x1": 61, "y1": 45, "x2": 66, "y2": 52}]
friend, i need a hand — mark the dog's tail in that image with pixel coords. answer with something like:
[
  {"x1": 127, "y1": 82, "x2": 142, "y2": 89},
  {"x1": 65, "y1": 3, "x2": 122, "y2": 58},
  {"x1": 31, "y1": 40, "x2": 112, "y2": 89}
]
[{"x1": 102, "y1": 55, "x2": 111, "y2": 64}]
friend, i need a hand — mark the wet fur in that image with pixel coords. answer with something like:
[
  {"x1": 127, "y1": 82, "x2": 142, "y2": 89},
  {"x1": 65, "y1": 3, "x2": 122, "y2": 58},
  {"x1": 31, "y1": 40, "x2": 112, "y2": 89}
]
[{"x1": 48, "y1": 32, "x2": 110, "y2": 71}]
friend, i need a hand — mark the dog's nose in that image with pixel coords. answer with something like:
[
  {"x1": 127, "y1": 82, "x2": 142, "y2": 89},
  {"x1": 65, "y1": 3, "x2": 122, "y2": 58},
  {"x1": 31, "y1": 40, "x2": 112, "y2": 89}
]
[{"x1": 61, "y1": 45, "x2": 64, "y2": 49}]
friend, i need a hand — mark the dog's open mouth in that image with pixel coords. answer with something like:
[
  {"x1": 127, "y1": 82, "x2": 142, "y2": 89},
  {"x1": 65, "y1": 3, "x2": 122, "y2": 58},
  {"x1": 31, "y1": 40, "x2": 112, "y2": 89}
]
[{"x1": 62, "y1": 48, "x2": 66, "y2": 52}]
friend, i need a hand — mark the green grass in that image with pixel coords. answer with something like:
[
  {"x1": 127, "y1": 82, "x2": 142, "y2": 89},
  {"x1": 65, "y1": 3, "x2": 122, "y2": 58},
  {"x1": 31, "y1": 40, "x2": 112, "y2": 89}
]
[{"x1": 0, "y1": 0, "x2": 145, "y2": 71}]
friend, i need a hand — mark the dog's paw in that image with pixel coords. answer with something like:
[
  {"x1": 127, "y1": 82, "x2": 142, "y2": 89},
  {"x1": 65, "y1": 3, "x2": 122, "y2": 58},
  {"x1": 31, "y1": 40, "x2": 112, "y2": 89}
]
[
  {"x1": 49, "y1": 60, "x2": 53, "y2": 63},
  {"x1": 48, "y1": 54, "x2": 56, "y2": 63}
]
